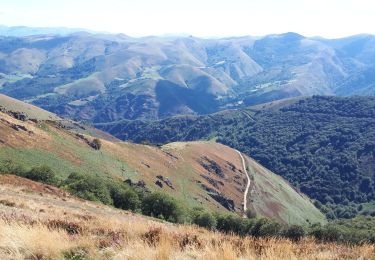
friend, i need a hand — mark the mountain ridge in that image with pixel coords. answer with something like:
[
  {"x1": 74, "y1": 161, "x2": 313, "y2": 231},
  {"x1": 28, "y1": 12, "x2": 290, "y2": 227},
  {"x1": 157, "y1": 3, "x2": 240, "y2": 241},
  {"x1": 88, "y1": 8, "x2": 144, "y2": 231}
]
[{"x1": 0, "y1": 30, "x2": 374, "y2": 123}]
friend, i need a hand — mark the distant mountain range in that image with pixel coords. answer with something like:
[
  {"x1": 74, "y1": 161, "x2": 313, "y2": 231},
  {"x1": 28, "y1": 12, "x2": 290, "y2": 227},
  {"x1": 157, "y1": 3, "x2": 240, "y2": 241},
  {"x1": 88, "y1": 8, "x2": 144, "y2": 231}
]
[
  {"x1": 0, "y1": 27, "x2": 374, "y2": 123},
  {"x1": 0, "y1": 26, "x2": 374, "y2": 222},
  {"x1": 0, "y1": 25, "x2": 97, "y2": 36}
]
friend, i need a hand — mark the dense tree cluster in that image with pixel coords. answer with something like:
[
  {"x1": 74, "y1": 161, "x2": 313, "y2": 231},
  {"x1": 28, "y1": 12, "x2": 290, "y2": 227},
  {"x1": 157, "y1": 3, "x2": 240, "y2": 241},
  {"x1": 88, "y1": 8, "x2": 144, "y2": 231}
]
[{"x1": 217, "y1": 97, "x2": 375, "y2": 218}]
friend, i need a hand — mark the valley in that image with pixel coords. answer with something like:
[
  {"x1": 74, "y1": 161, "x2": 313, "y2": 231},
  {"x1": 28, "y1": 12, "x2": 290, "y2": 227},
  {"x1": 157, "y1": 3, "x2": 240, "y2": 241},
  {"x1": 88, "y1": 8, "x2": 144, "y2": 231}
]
[
  {"x1": 0, "y1": 23, "x2": 374, "y2": 259},
  {"x1": 101, "y1": 96, "x2": 375, "y2": 220},
  {"x1": 0, "y1": 32, "x2": 374, "y2": 124}
]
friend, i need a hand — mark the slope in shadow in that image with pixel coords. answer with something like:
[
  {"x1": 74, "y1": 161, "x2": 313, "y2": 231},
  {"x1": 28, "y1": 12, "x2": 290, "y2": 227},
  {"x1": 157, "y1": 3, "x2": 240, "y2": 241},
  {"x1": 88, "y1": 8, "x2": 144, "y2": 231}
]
[{"x1": 155, "y1": 80, "x2": 219, "y2": 117}]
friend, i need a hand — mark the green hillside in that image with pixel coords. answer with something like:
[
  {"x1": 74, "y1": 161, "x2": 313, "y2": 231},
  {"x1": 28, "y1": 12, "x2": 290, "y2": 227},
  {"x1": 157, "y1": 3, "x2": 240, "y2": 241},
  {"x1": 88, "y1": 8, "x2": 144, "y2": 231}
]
[
  {"x1": 99, "y1": 96, "x2": 375, "y2": 219},
  {"x1": 0, "y1": 97, "x2": 325, "y2": 225}
]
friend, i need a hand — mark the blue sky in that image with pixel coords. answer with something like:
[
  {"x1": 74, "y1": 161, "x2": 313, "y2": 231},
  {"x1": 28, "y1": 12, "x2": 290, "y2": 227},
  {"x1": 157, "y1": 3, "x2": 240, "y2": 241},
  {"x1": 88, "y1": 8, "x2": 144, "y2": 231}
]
[{"x1": 0, "y1": 0, "x2": 374, "y2": 38}]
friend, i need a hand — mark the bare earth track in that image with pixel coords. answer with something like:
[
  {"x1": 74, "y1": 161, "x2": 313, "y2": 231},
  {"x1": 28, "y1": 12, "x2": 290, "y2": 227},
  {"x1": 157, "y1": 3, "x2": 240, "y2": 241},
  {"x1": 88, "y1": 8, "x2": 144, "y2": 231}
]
[{"x1": 236, "y1": 150, "x2": 251, "y2": 214}]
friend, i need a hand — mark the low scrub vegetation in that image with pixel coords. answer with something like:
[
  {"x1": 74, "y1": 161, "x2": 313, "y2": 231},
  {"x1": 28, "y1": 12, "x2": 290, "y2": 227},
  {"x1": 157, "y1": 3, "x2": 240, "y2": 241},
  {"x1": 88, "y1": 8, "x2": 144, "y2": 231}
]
[
  {"x1": 1, "y1": 160, "x2": 375, "y2": 245},
  {"x1": 0, "y1": 197, "x2": 373, "y2": 259}
]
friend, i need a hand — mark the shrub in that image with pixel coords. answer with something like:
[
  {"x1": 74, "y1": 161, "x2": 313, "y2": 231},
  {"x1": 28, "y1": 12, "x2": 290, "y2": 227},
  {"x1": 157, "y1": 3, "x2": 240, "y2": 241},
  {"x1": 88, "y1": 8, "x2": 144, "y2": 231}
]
[
  {"x1": 309, "y1": 224, "x2": 343, "y2": 242},
  {"x1": 258, "y1": 220, "x2": 282, "y2": 237},
  {"x1": 282, "y1": 225, "x2": 305, "y2": 241},
  {"x1": 111, "y1": 186, "x2": 140, "y2": 211},
  {"x1": 91, "y1": 139, "x2": 102, "y2": 150},
  {"x1": 47, "y1": 219, "x2": 82, "y2": 235},
  {"x1": 25, "y1": 165, "x2": 58, "y2": 185},
  {"x1": 0, "y1": 199, "x2": 16, "y2": 207},
  {"x1": 245, "y1": 208, "x2": 257, "y2": 219},
  {"x1": 0, "y1": 159, "x2": 26, "y2": 176},
  {"x1": 250, "y1": 218, "x2": 273, "y2": 237},
  {"x1": 141, "y1": 192, "x2": 185, "y2": 223},
  {"x1": 215, "y1": 213, "x2": 246, "y2": 235},
  {"x1": 64, "y1": 173, "x2": 112, "y2": 205},
  {"x1": 64, "y1": 172, "x2": 84, "y2": 183},
  {"x1": 192, "y1": 210, "x2": 217, "y2": 230},
  {"x1": 179, "y1": 234, "x2": 202, "y2": 250},
  {"x1": 142, "y1": 227, "x2": 162, "y2": 246}
]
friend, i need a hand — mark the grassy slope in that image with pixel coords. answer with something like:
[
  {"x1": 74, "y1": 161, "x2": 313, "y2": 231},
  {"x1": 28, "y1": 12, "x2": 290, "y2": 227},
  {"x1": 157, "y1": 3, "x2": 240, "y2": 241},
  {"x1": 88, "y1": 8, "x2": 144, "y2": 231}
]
[
  {"x1": 104, "y1": 96, "x2": 375, "y2": 219},
  {"x1": 245, "y1": 157, "x2": 326, "y2": 225},
  {"x1": 0, "y1": 98, "x2": 325, "y2": 225},
  {"x1": 0, "y1": 94, "x2": 60, "y2": 121},
  {"x1": 0, "y1": 175, "x2": 370, "y2": 260},
  {"x1": 0, "y1": 93, "x2": 118, "y2": 141},
  {"x1": 0, "y1": 111, "x2": 245, "y2": 214}
]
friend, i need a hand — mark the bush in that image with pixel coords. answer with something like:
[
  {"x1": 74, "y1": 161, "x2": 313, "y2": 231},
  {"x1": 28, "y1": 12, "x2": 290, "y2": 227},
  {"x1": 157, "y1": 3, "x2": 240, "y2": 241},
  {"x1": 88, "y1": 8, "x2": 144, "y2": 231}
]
[
  {"x1": 309, "y1": 224, "x2": 343, "y2": 242},
  {"x1": 0, "y1": 159, "x2": 26, "y2": 176},
  {"x1": 47, "y1": 219, "x2": 82, "y2": 235},
  {"x1": 250, "y1": 218, "x2": 274, "y2": 237},
  {"x1": 245, "y1": 208, "x2": 257, "y2": 219},
  {"x1": 215, "y1": 213, "x2": 246, "y2": 235},
  {"x1": 141, "y1": 192, "x2": 185, "y2": 223},
  {"x1": 282, "y1": 225, "x2": 305, "y2": 241},
  {"x1": 111, "y1": 186, "x2": 140, "y2": 211},
  {"x1": 25, "y1": 165, "x2": 58, "y2": 185},
  {"x1": 91, "y1": 138, "x2": 102, "y2": 150},
  {"x1": 64, "y1": 172, "x2": 112, "y2": 205},
  {"x1": 192, "y1": 210, "x2": 217, "y2": 230},
  {"x1": 258, "y1": 220, "x2": 282, "y2": 237}
]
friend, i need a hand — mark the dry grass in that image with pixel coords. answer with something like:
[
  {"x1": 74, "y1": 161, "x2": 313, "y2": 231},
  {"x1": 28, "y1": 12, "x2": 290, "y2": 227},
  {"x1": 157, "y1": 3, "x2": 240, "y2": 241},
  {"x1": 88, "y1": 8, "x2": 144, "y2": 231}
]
[
  {"x1": 0, "y1": 179, "x2": 374, "y2": 260},
  {"x1": 0, "y1": 210, "x2": 374, "y2": 260}
]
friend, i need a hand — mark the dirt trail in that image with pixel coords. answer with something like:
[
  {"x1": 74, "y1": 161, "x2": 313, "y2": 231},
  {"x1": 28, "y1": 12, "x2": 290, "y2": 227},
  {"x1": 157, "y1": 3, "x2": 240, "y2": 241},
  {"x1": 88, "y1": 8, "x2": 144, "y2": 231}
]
[{"x1": 236, "y1": 150, "x2": 251, "y2": 214}]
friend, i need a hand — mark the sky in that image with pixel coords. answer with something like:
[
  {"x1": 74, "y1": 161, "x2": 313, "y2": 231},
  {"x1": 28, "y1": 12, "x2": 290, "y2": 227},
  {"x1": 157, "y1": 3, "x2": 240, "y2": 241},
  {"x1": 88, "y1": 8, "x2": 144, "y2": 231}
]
[{"x1": 0, "y1": 0, "x2": 374, "y2": 38}]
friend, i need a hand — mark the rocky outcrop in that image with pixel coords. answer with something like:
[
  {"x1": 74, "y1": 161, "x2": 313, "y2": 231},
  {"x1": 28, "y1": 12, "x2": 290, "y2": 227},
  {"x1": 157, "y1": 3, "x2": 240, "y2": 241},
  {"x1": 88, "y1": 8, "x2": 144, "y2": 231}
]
[
  {"x1": 8, "y1": 111, "x2": 28, "y2": 121},
  {"x1": 75, "y1": 133, "x2": 101, "y2": 150},
  {"x1": 155, "y1": 180, "x2": 163, "y2": 188},
  {"x1": 124, "y1": 179, "x2": 147, "y2": 189},
  {"x1": 200, "y1": 183, "x2": 217, "y2": 194},
  {"x1": 226, "y1": 161, "x2": 237, "y2": 171},
  {"x1": 163, "y1": 151, "x2": 178, "y2": 160},
  {"x1": 201, "y1": 175, "x2": 224, "y2": 189},
  {"x1": 0, "y1": 117, "x2": 33, "y2": 134},
  {"x1": 199, "y1": 156, "x2": 225, "y2": 178},
  {"x1": 156, "y1": 175, "x2": 174, "y2": 189},
  {"x1": 10, "y1": 123, "x2": 29, "y2": 132},
  {"x1": 0, "y1": 107, "x2": 28, "y2": 122},
  {"x1": 209, "y1": 193, "x2": 235, "y2": 211},
  {"x1": 199, "y1": 182, "x2": 235, "y2": 211}
]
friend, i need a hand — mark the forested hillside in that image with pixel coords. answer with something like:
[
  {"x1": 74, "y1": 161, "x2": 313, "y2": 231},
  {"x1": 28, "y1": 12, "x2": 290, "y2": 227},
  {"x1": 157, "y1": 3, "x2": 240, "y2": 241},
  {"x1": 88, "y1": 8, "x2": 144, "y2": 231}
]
[{"x1": 97, "y1": 96, "x2": 375, "y2": 219}]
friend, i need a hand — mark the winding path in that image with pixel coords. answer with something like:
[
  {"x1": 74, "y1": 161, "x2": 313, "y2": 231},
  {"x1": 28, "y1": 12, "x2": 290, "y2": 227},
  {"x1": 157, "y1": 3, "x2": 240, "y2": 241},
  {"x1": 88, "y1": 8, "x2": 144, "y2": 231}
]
[{"x1": 236, "y1": 150, "x2": 251, "y2": 214}]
